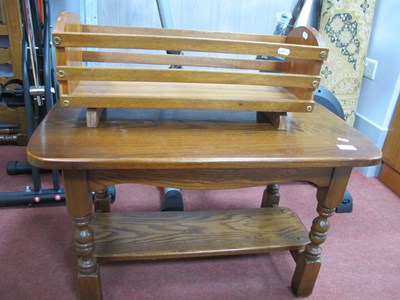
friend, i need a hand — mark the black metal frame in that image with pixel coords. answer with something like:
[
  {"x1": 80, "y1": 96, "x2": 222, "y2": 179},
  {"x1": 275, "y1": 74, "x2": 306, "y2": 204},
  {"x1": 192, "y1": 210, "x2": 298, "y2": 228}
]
[
  {"x1": 1, "y1": 0, "x2": 117, "y2": 208},
  {"x1": 0, "y1": 0, "x2": 65, "y2": 207}
]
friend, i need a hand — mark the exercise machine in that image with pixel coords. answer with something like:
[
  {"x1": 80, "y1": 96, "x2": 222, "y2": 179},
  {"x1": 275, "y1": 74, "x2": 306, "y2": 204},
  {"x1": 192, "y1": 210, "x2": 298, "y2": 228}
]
[{"x1": 0, "y1": 0, "x2": 64, "y2": 207}]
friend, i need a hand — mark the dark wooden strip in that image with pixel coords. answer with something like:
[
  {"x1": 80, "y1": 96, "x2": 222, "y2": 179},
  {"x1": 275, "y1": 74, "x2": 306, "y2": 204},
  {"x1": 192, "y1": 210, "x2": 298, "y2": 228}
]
[
  {"x1": 0, "y1": 48, "x2": 12, "y2": 64},
  {"x1": 87, "y1": 168, "x2": 333, "y2": 191},
  {"x1": 0, "y1": 24, "x2": 8, "y2": 35}
]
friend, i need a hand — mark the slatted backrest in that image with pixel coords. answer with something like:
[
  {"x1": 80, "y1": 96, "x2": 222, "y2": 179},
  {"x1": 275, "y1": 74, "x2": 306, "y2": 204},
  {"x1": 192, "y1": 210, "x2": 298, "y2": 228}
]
[{"x1": 53, "y1": 12, "x2": 328, "y2": 101}]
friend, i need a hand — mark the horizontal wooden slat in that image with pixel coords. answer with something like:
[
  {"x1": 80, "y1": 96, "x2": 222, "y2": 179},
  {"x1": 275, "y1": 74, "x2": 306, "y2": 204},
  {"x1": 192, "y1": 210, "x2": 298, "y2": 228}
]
[
  {"x1": 57, "y1": 66, "x2": 319, "y2": 88},
  {"x1": 71, "y1": 81, "x2": 298, "y2": 101},
  {"x1": 0, "y1": 48, "x2": 12, "y2": 64},
  {"x1": 82, "y1": 24, "x2": 287, "y2": 43},
  {"x1": 2, "y1": 0, "x2": 22, "y2": 79},
  {"x1": 60, "y1": 81, "x2": 313, "y2": 112},
  {"x1": 82, "y1": 51, "x2": 283, "y2": 72},
  {"x1": 91, "y1": 208, "x2": 309, "y2": 261},
  {"x1": 53, "y1": 32, "x2": 328, "y2": 61},
  {"x1": 0, "y1": 77, "x2": 14, "y2": 85},
  {"x1": 0, "y1": 24, "x2": 7, "y2": 34},
  {"x1": 61, "y1": 95, "x2": 313, "y2": 112}
]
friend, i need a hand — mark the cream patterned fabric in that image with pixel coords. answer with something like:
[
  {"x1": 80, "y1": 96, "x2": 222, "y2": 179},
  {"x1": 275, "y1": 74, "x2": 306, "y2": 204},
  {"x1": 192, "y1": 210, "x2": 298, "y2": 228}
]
[{"x1": 318, "y1": 0, "x2": 376, "y2": 125}]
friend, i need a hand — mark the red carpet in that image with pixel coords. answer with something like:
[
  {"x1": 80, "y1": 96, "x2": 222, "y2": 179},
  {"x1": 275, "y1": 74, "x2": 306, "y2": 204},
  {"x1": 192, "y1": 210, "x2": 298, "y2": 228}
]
[{"x1": 0, "y1": 146, "x2": 399, "y2": 299}]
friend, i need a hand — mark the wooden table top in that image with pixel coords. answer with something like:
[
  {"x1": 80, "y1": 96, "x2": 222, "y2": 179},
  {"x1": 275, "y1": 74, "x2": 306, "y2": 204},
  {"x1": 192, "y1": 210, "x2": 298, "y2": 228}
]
[{"x1": 27, "y1": 103, "x2": 381, "y2": 170}]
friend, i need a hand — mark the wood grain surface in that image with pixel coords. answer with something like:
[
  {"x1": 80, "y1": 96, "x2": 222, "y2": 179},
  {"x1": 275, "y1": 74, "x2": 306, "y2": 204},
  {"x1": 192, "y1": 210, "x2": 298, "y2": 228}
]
[
  {"x1": 60, "y1": 81, "x2": 312, "y2": 112},
  {"x1": 27, "y1": 103, "x2": 381, "y2": 170},
  {"x1": 54, "y1": 31, "x2": 327, "y2": 61},
  {"x1": 91, "y1": 208, "x2": 309, "y2": 261}
]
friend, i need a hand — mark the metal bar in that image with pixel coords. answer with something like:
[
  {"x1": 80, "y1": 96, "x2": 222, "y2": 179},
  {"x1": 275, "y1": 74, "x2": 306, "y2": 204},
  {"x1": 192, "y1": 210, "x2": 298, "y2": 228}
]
[
  {"x1": 0, "y1": 189, "x2": 65, "y2": 207},
  {"x1": 20, "y1": 0, "x2": 42, "y2": 106},
  {"x1": 22, "y1": 32, "x2": 41, "y2": 192},
  {"x1": 156, "y1": 0, "x2": 175, "y2": 28},
  {"x1": 43, "y1": 0, "x2": 54, "y2": 111}
]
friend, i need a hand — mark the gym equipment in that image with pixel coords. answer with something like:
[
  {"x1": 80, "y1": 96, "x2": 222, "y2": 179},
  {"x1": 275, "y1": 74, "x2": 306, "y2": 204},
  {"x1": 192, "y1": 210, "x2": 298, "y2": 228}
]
[
  {"x1": 0, "y1": 0, "x2": 64, "y2": 207},
  {"x1": 0, "y1": 0, "x2": 116, "y2": 208}
]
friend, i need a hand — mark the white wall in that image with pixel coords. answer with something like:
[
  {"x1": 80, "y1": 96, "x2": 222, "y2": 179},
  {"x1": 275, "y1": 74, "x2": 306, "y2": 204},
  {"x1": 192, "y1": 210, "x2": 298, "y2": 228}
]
[
  {"x1": 354, "y1": 0, "x2": 400, "y2": 176},
  {"x1": 169, "y1": 0, "x2": 292, "y2": 33},
  {"x1": 49, "y1": 0, "x2": 80, "y2": 25},
  {"x1": 79, "y1": 0, "x2": 292, "y2": 34}
]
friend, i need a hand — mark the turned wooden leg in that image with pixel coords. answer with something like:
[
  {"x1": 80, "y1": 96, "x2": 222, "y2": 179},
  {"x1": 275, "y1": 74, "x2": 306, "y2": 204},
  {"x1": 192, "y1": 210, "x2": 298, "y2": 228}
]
[
  {"x1": 94, "y1": 188, "x2": 111, "y2": 213},
  {"x1": 261, "y1": 184, "x2": 280, "y2": 207},
  {"x1": 291, "y1": 203, "x2": 334, "y2": 296},
  {"x1": 64, "y1": 170, "x2": 103, "y2": 300},
  {"x1": 73, "y1": 215, "x2": 102, "y2": 300},
  {"x1": 291, "y1": 167, "x2": 351, "y2": 296}
]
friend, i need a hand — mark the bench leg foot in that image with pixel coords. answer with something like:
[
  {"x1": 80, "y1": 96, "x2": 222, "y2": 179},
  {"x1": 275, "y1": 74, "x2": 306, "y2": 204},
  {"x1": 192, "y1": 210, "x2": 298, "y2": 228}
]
[
  {"x1": 291, "y1": 203, "x2": 334, "y2": 296},
  {"x1": 73, "y1": 215, "x2": 103, "y2": 300},
  {"x1": 291, "y1": 251, "x2": 321, "y2": 297},
  {"x1": 94, "y1": 188, "x2": 111, "y2": 213},
  {"x1": 261, "y1": 184, "x2": 280, "y2": 207},
  {"x1": 78, "y1": 269, "x2": 102, "y2": 300}
]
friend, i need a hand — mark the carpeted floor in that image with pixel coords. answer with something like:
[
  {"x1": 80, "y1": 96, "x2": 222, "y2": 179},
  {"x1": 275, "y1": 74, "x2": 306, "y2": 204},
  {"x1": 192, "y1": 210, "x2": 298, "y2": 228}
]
[{"x1": 0, "y1": 146, "x2": 399, "y2": 300}]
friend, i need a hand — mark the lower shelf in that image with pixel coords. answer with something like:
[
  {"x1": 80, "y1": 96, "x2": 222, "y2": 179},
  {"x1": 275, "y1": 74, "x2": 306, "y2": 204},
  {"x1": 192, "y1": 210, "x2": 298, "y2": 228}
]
[{"x1": 91, "y1": 207, "x2": 309, "y2": 261}]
